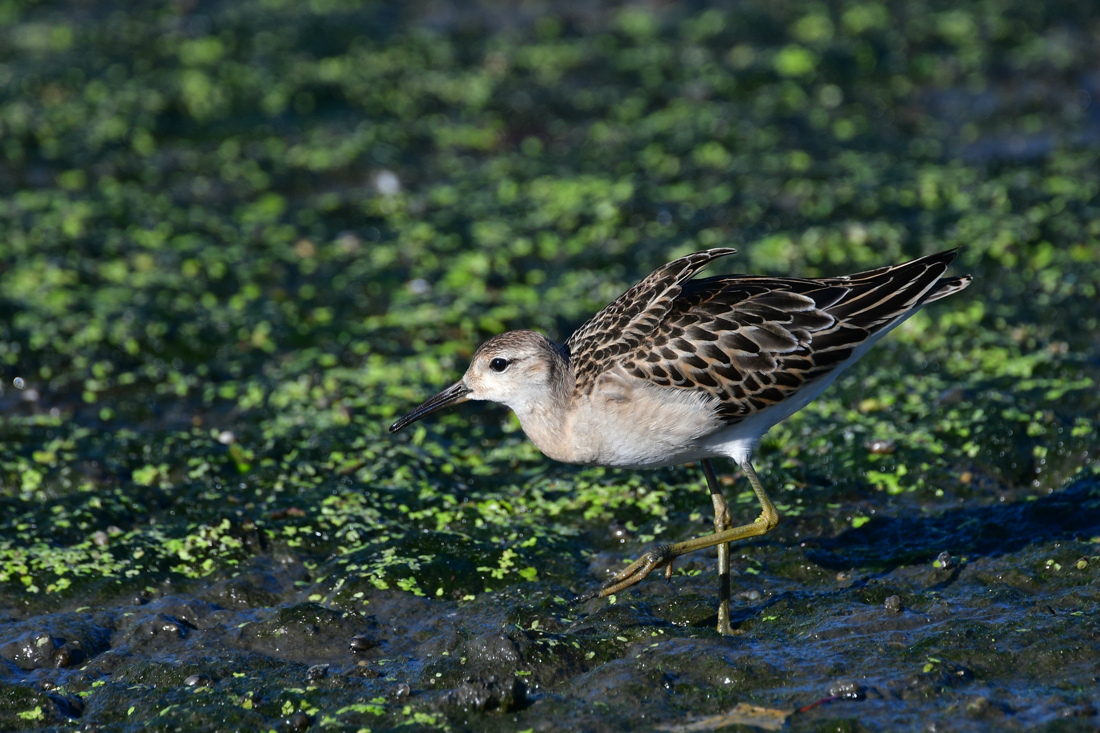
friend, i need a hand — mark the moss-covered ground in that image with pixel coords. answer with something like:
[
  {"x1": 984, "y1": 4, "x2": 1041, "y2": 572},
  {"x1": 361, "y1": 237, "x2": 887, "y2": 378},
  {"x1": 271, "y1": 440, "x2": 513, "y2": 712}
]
[{"x1": 1, "y1": 0, "x2": 1098, "y2": 731}]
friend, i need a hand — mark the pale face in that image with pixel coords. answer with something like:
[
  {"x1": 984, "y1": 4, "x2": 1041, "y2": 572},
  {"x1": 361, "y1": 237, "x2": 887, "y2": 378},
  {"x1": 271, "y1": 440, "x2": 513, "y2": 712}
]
[
  {"x1": 389, "y1": 330, "x2": 561, "y2": 432},
  {"x1": 461, "y1": 335, "x2": 558, "y2": 407}
]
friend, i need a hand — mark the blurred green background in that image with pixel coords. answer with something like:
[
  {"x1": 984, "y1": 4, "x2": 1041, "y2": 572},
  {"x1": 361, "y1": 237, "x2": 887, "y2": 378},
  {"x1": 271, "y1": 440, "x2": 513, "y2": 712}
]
[{"x1": 1, "y1": 0, "x2": 1098, "y2": 730}]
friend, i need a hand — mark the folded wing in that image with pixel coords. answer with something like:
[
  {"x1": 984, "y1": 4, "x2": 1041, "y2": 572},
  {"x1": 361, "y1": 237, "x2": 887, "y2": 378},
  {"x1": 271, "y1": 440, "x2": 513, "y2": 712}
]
[{"x1": 574, "y1": 249, "x2": 970, "y2": 425}]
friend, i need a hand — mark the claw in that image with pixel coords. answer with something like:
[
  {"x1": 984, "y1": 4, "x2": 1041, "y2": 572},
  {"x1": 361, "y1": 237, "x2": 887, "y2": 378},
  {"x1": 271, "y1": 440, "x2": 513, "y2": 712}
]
[{"x1": 570, "y1": 587, "x2": 600, "y2": 607}]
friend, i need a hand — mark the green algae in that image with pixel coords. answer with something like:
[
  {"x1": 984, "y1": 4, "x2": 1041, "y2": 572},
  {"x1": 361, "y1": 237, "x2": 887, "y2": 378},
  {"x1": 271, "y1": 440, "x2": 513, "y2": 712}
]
[{"x1": 1, "y1": 0, "x2": 1100, "y2": 730}]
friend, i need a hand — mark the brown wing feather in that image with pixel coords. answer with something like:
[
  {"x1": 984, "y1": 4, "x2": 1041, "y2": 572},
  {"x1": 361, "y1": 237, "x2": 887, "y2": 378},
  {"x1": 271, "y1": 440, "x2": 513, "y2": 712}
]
[
  {"x1": 565, "y1": 248, "x2": 737, "y2": 392},
  {"x1": 609, "y1": 249, "x2": 969, "y2": 425}
]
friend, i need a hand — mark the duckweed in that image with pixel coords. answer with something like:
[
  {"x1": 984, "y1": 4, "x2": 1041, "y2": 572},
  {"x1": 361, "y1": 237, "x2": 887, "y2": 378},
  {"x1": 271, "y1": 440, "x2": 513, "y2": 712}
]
[{"x1": 1, "y1": 1, "x2": 1098, "y2": 731}]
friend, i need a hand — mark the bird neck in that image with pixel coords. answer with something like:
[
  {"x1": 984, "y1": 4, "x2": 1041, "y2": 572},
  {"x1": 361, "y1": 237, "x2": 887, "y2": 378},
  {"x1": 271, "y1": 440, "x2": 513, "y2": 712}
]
[{"x1": 511, "y1": 346, "x2": 576, "y2": 462}]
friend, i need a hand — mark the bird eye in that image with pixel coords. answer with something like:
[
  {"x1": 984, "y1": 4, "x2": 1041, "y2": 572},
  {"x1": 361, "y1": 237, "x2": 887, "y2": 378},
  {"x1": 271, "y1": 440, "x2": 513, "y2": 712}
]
[{"x1": 489, "y1": 357, "x2": 510, "y2": 373}]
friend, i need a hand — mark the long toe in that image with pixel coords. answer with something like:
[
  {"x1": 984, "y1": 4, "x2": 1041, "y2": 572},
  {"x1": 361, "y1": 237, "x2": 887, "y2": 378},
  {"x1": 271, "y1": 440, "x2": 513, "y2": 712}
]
[
  {"x1": 597, "y1": 544, "x2": 676, "y2": 597},
  {"x1": 571, "y1": 544, "x2": 677, "y2": 606}
]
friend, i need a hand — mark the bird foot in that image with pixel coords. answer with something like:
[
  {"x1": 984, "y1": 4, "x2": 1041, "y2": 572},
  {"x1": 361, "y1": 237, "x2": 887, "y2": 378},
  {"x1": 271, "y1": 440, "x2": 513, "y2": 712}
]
[{"x1": 572, "y1": 544, "x2": 675, "y2": 606}]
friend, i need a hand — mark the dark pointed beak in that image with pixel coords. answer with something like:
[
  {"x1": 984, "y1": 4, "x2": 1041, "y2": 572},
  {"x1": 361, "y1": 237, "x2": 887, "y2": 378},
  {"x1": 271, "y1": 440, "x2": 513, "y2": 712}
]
[{"x1": 389, "y1": 381, "x2": 471, "y2": 432}]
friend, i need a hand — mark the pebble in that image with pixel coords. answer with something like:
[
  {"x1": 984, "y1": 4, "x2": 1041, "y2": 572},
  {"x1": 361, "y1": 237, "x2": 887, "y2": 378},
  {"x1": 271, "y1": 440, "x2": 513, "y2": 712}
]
[
  {"x1": 349, "y1": 633, "x2": 380, "y2": 653},
  {"x1": 828, "y1": 680, "x2": 864, "y2": 700},
  {"x1": 934, "y1": 551, "x2": 955, "y2": 571}
]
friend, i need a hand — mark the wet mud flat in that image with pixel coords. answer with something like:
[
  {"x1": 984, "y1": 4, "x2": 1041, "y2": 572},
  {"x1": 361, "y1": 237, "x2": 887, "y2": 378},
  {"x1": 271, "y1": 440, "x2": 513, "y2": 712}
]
[
  {"x1": 3, "y1": 469, "x2": 1099, "y2": 732},
  {"x1": 3, "y1": 0, "x2": 1100, "y2": 730}
]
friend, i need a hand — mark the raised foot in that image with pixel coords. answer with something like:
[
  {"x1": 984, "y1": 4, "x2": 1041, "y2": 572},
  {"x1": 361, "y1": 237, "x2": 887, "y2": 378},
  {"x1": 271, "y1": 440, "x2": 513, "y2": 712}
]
[{"x1": 571, "y1": 544, "x2": 675, "y2": 605}]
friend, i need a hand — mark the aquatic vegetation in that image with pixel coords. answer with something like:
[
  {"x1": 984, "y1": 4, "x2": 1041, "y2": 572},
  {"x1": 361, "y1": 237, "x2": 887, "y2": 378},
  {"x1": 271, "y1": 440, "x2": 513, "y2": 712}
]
[{"x1": 0, "y1": 0, "x2": 1098, "y2": 730}]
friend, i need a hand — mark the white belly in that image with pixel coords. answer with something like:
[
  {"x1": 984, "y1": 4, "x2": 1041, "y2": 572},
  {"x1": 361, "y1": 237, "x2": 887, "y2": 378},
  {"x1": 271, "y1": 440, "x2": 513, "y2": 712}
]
[
  {"x1": 562, "y1": 366, "x2": 839, "y2": 469},
  {"x1": 565, "y1": 383, "x2": 723, "y2": 468}
]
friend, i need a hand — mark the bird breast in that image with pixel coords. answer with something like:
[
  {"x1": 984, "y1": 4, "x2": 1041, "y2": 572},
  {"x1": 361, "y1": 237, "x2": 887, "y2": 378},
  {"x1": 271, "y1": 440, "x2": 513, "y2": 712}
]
[{"x1": 526, "y1": 367, "x2": 725, "y2": 469}]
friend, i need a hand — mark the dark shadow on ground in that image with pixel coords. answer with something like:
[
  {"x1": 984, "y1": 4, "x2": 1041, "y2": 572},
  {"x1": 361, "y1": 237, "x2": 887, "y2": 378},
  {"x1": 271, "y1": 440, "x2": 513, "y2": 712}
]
[{"x1": 807, "y1": 476, "x2": 1100, "y2": 571}]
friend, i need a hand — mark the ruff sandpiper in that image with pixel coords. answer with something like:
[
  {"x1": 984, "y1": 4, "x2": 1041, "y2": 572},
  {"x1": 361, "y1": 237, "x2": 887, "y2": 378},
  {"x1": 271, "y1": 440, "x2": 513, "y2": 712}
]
[{"x1": 391, "y1": 248, "x2": 971, "y2": 634}]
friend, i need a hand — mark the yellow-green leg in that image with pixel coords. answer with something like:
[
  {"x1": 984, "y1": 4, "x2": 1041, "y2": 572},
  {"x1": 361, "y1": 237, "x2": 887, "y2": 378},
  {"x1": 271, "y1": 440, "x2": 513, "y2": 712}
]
[{"x1": 575, "y1": 458, "x2": 778, "y2": 633}]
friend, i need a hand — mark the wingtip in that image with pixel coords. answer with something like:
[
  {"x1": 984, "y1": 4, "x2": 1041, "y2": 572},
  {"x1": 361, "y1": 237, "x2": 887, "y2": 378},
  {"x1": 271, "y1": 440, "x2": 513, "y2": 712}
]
[
  {"x1": 950, "y1": 273, "x2": 974, "y2": 291},
  {"x1": 925, "y1": 273, "x2": 972, "y2": 303}
]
